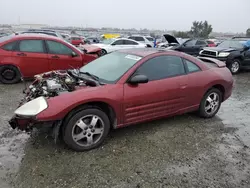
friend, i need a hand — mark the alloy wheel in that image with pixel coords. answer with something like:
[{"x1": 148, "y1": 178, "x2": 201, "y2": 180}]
[
  {"x1": 71, "y1": 115, "x2": 104, "y2": 147},
  {"x1": 204, "y1": 92, "x2": 220, "y2": 115},
  {"x1": 231, "y1": 61, "x2": 240, "y2": 73}
]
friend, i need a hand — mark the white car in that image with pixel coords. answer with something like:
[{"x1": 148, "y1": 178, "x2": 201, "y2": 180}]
[
  {"x1": 128, "y1": 35, "x2": 154, "y2": 47},
  {"x1": 92, "y1": 38, "x2": 147, "y2": 56}
]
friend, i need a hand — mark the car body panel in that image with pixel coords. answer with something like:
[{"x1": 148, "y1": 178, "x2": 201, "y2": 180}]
[{"x1": 12, "y1": 51, "x2": 50, "y2": 77}]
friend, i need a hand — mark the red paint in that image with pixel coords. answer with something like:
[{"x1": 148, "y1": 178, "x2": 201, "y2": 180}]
[
  {"x1": 0, "y1": 34, "x2": 100, "y2": 78},
  {"x1": 206, "y1": 40, "x2": 216, "y2": 47},
  {"x1": 70, "y1": 36, "x2": 85, "y2": 46},
  {"x1": 36, "y1": 50, "x2": 233, "y2": 129}
]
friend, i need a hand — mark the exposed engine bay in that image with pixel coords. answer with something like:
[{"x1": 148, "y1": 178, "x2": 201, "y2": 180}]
[{"x1": 20, "y1": 69, "x2": 101, "y2": 106}]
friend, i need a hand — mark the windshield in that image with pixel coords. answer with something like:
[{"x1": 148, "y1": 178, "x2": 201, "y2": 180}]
[
  {"x1": 218, "y1": 40, "x2": 245, "y2": 49},
  {"x1": 80, "y1": 52, "x2": 141, "y2": 84},
  {"x1": 146, "y1": 37, "x2": 154, "y2": 41},
  {"x1": 100, "y1": 38, "x2": 115, "y2": 44}
]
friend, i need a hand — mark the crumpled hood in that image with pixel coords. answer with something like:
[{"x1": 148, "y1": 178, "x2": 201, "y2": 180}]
[
  {"x1": 202, "y1": 47, "x2": 239, "y2": 52},
  {"x1": 163, "y1": 34, "x2": 179, "y2": 44},
  {"x1": 78, "y1": 44, "x2": 101, "y2": 53}
]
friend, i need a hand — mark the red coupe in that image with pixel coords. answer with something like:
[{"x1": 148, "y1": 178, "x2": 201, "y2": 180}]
[
  {"x1": 9, "y1": 48, "x2": 233, "y2": 151},
  {"x1": 0, "y1": 34, "x2": 101, "y2": 84}
]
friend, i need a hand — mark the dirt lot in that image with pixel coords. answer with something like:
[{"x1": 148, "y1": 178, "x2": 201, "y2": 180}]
[{"x1": 0, "y1": 73, "x2": 250, "y2": 188}]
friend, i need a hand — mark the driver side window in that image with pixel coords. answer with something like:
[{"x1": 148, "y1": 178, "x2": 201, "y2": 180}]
[
  {"x1": 184, "y1": 40, "x2": 196, "y2": 47},
  {"x1": 135, "y1": 55, "x2": 185, "y2": 81},
  {"x1": 46, "y1": 40, "x2": 74, "y2": 55}
]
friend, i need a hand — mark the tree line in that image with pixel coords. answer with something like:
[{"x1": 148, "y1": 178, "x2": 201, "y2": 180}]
[{"x1": 173, "y1": 21, "x2": 213, "y2": 38}]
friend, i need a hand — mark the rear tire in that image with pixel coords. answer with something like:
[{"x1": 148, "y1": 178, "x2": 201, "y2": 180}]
[
  {"x1": 62, "y1": 107, "x2": 110, "y2": 152},
  {"x1": 198, "y1": 88, "x2": 222, "y2": 118},
  {"x1": 0, "y1": 65, "x2": 21, "y2": 84},
  {"x1": 227, "y1": 59, "x2": 241, "y2": 74}
]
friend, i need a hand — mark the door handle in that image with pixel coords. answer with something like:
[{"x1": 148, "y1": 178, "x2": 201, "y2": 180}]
[
  {"x1": 180, "y1": 85, "x2": 187, "y2": 89},
  {"x1": 51, "y1": 55, "x2": 59, "y2": 59},
  {"x1": 16, "y1": 53, "x2": 27, "y2": 56}
]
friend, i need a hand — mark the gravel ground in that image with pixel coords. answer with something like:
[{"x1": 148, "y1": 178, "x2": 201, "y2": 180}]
[{"x1": 0, "y1": 72, "x2": 250, "y2": 188}]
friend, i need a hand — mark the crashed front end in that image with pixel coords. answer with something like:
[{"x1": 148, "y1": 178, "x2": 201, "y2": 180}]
[{"x1": 9, "y1": 96, "x2": 58, "y2": 132}]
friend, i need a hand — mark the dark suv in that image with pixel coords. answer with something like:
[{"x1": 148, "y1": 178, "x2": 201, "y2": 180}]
[{"x1": 199, "y1": 37, "x2": 250, "y2": 74}]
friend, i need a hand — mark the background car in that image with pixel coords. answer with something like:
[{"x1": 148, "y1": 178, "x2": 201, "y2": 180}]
[
  {"x1": 206, "y1": 40, "x2": 216, "y2": 47},
  {"x1": 20, "y1": 29, "x2": 64, "y2": 39},
  {"x1": 0, "y1": 34, "x2": 100, "y2": 84},
  {"x1": 9, "y1": 48, "x2": 233, "y2": 151},
  {"x1": 171, "y1": 38, "x2": 209, "y2": 56},
  {"x1": 90, "y1": 38, "x2": 147, "y2": 56},
  {"x1": 199, "y1": 37, "x2": 250, "y2": 74},
  {"x1": 84, "y1": 37, "x2": 100, "y2": 44},
  {"x1": 70, "y1": 36, "x2": 85, "y2": 46},
  {"x1": 128, "y1": 35, "x2": 154, "y2": 47},
  {"x1": 157, "y1": 34, "x2": 209, "y2": 56},
  {"x1": 60, "y1": 33, "x2": 71, "y2": 41}
]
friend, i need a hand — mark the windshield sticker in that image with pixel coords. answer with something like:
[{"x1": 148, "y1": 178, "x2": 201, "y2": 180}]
[{"x1": 125, "y1": 55, "x2": 142, "y2": 61}]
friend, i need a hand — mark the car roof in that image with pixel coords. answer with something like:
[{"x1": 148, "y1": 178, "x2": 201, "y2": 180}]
[
  {"x1": 9, "y1": 33, "x2": 62, "y2": 41},
  {"x1": 118, "y1": 48, "x2": 173, "y2": 57},
  {"x1": 115, "y1": 38, "x2": 135, "y2": 40}
]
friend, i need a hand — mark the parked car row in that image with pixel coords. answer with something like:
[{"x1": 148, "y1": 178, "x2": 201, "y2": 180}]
[
  {"x1": 9, "y1": 48, "x2": 233, "y2": 151},
  {"x1": 0, "y1": 30, "x2": 244, "y2": 152},
  {"x1": 158, "y1": 34, "x2": 250, "y2": 74}
]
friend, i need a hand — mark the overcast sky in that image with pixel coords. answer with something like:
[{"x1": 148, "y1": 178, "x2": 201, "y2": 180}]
[{"x1": 0, "y1": 0, "x2": 249, "y2": 33}]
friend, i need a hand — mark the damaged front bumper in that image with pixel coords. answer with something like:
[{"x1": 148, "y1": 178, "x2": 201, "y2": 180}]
[
  {"x1": 9, "y1": 115, "x2": 62, "y2": 142},
  {"x1": 9, "y1": 115, "x2": 36, "y2": 131},
  {"x1": 9, "y1": 115, "x2": 59, "y2": 131}
]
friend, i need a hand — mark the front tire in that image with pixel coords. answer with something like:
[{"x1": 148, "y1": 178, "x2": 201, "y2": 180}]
[
  {"x1": 0, "y1": 65, "x2": 21, "y2": 84},
  {"x1": 228, "y1": 59, "x2": 241, "y2": 74},
  {"x1": 198, "y1": 88, "x2": 222, "y2": 118},
  {"x1": 100, "y1": 49, "x2": 107, "y2": 56},
  {"x1": 63, "y1": 108, "x2": 110, "y2": 152}
]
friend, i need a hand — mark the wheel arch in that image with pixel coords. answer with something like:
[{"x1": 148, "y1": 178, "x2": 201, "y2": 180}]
[
  {"x1": 62, "y1": 101, "x2": 117, "y2": 130},
  {"x1": 205, "y1": 84, "x2": 225, "y2": 101}
]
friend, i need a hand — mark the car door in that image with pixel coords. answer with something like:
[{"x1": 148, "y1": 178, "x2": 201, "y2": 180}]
[
  {"x1": 124, "y1": 39, "x2": 140, "y2": 48},
  {"x1": 46, "y1": 40, "x2": 83, "y2": 71},
  {"x1": 109, "y1": 39, "x2": 126, "y2": 51},
  {"x1": 194, "y1": 40, "x2": 208, "y2": 56},
  {"x1": 243, "y1": 49, "x2": 250, "y2": 65},
  {"x1": 123, "y1": 55, "x2": 188, "y2": 125},
  {"x1": 178, "y1": 39, "x2": 197, "y2": 55},
  {"x1": 12, "y1": 39, "x2": 49, "y2": 77},
  {"x1": 182, "y1": 58, "x2": 205, "y2": 108}
]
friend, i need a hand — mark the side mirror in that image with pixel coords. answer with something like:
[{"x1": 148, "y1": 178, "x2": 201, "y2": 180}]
[
  {"x1": 111, "y1": 43, "x2": 116, "y2": 46},
  {"x1": 243, "y1": 46, "x2": 250, "y2": 51},
  {"x1": 128, "y1": 74, "x2": 148, "y2": 85},
  {"x1": 71, "y1": 51, "x2": 78, "y2": 57}
]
